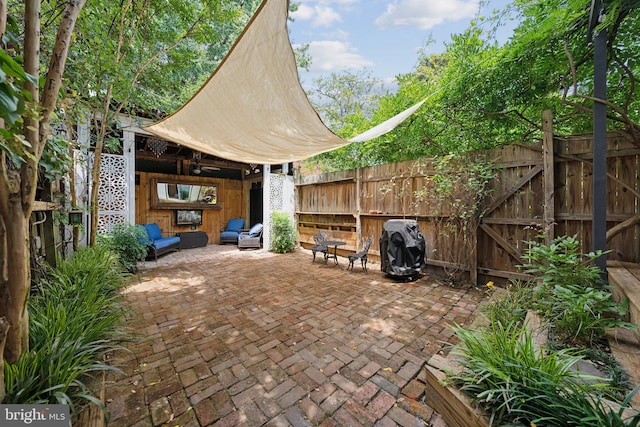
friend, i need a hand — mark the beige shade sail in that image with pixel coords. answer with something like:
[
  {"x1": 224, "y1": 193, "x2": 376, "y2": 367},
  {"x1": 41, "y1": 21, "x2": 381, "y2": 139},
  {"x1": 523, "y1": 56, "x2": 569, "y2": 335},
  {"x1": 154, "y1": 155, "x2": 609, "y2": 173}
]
[
  {"x1": 145, "y1": 0, "x2": 424, "y2": 165},
  {"x1": 348, "y1": 99, "x2": 426, "y2": 143}
]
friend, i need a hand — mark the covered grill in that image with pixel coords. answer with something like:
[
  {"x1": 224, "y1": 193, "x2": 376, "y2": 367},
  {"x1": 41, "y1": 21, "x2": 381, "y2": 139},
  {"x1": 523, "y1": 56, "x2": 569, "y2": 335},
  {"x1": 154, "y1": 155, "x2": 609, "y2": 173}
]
[{"x1": 379, "y1": 220, "x2": 426, "y2": 280}]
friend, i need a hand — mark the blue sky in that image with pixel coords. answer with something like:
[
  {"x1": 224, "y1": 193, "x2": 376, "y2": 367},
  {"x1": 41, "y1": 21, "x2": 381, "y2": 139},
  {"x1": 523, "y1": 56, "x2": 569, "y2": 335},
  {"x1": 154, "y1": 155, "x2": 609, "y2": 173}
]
[{"x1": 289, "y1": 0, "x2": 516, "y2": 90}]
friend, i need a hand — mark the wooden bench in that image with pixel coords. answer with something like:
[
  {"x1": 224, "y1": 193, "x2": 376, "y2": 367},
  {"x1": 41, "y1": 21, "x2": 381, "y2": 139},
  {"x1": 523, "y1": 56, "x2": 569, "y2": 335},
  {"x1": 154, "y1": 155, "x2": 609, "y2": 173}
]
[
  {"x1": 607, "y1": 261, "x2": 640, "y2": 410},
  {"x1": 608, "y1": 261, "x2": 640, "y2": 339}
]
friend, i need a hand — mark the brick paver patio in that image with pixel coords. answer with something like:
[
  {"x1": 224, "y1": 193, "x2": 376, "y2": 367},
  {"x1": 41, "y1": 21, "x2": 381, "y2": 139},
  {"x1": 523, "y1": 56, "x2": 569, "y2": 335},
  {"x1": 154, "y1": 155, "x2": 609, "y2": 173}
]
[{"x1": 105, "y1": 245, "x2": 486, "y2": 427}]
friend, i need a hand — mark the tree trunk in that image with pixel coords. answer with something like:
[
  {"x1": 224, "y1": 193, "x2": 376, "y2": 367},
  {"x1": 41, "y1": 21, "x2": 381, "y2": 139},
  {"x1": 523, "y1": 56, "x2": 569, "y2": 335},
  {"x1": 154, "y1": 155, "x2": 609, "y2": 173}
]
[
  {"x1": 0, "y1": 209, "x2": 7, "y2": 402},
  {"x1": 89, "y1": 87, "x2": 113, "y2": 246},
  {"x1": 68, "y1": 124, "x2": 79, "y2": 250},
  {"x1": 0, "y1": 203, "x2": 29, "y2": 363},
  {"x1": 0, "y1": 316, "x2": 9, "y2": 403},
  {"x1": 0, "y1": 0, "x2": 43, "y2": 364},
  {"x1": 0, "y1": 0, "x2": 85, "y2": 363},
  {"x1": 606, "y1": 214, "x2": 640, "y2": 242},
  {"x1": 89, "y1": 147, "x2": 101, "y2": 246}
]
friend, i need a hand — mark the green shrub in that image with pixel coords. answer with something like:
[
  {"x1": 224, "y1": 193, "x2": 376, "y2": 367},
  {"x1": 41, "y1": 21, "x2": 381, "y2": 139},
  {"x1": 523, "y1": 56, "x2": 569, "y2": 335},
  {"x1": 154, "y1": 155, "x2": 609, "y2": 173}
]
[
  {"x1": 270, "y1": 211, "x2": 297, "y2": 253},
  {"x1": 541, "y1": 283, "x2": 632, "y2": 346},
  {"x1": 451, "y1": 321, "x2": 640, "y2": 426},
  {"x1": 521, "y1": 234, "x2": 604, "y2": 289},
  {"x1": 97, "y1": 223, "x2": 148, "y2": 272},
  {"x1": 4, "y1": 245, "x2": 128, "y2": 415},
  {"x1": 520, "y1": 235, "x2": 633, "y2": 346},
  {"x1": 481, "y1": 280, "x2": 532, "y2": 327}
]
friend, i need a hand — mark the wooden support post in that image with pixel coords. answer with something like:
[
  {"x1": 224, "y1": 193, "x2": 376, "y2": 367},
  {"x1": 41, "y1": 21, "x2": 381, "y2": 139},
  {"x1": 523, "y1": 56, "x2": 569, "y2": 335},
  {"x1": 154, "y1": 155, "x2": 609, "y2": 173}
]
[
  {"x1": 355, "y1": 167, "x2": 362, "y2": 250},
  {"x1": 542, "y1": 110, "x2": 555, "y2": 244},
  {"x1": 592, "y1": 24, "x2": 608, "y2": 274}
]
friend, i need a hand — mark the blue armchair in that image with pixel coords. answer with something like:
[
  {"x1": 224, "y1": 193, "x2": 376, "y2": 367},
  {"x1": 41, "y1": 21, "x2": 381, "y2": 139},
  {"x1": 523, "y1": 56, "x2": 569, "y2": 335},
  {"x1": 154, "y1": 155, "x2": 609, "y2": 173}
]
[{"x1": 220, "y1": 218, "x2": 245, "y2": 244}]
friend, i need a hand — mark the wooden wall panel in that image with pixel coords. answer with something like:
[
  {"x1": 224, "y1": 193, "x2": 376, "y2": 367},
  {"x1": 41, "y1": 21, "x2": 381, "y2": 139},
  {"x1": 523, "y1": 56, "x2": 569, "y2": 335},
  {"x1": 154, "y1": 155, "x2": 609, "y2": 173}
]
[{"x1": 136, "y1": 172, "x2": 244, "y2": 244}]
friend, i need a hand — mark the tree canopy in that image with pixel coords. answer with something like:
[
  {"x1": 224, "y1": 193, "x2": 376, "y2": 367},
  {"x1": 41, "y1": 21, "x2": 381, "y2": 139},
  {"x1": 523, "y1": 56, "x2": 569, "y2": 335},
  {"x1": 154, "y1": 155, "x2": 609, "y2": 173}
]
[{"x1": 306, "y1": 0, "x2": 640, "y2": 171}]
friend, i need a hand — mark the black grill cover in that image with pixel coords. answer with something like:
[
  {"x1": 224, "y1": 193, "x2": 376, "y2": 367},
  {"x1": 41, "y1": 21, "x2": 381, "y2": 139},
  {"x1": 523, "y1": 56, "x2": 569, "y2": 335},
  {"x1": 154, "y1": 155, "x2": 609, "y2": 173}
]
[{"x1": 380, "y1": 220, "x2": 426, "y2": 279}]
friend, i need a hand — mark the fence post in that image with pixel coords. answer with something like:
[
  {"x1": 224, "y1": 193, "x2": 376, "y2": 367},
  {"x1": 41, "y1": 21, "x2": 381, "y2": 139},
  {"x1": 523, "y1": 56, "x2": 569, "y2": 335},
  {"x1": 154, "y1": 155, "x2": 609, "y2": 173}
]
[
  {"x1": 470, "y1": 233, "x2": 478, "y2": 285},
  {"x1": 542, "y1": 110, "x2": 555, "y2": 245}
]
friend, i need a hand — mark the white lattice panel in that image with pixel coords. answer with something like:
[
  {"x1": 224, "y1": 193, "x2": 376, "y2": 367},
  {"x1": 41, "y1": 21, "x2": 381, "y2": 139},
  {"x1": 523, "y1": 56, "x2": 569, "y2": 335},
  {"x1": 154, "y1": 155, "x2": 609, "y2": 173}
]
[
  {"x1": 98, "y1": 213, "x2": 127, "y2": 234},
  {"x1": 99, "y1": 154, "x2": 128, "y2": 211},
  {"x1": 270, "y1": 173, "x2": 284, "y2": 212},
  {"x1": 94, "y1": 153, "x2": 129, "y2": 235}
]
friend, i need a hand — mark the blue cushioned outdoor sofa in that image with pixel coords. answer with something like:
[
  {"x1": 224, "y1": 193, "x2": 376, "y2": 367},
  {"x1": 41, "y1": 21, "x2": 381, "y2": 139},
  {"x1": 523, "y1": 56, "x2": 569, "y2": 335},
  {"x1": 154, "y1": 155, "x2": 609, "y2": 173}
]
[{"x1": 141, "y1": 223, "x2": 180, "y2": 261}]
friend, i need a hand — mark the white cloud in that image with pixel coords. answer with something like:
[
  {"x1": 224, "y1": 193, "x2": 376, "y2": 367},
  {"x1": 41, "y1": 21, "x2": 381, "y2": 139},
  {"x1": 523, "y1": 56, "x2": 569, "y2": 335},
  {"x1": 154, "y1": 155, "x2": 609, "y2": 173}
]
[
  {"x1": 292, "y1": 4, "x2": 315, "y2": 21},
  {"x1": 299, "y1": 0, "x2": 359, "y2": 6},
  {"x1": 313, "y1": 6, "x2": 342, "y2": 27},
  {"x1": 375, "y1": 0, "x2": 480, "y2": 30},
  {"x1": 291, "y1": 4, "x2": 342, "y2": 27},
  {"x1": 300, "y1": 40, "x2": 374, "y2": 73}
]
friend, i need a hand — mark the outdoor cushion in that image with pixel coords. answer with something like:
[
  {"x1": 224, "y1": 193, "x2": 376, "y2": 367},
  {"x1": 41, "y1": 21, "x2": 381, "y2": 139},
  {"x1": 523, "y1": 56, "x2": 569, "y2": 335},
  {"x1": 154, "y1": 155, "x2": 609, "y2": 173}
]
[
  {"x1": 220, "y1": 218, "x2": 245, "y2": 244},
  {"x1": 137, "y1": 225, "x2": 152, "y2": 246},
  {"x1": 153, "y1": 236, "x2": 180, "y2": 250},
  {"x1": 144, "y1": 223, "x2": 163, "y2": 241},
  {"x1": 248, "y1": 223, "x2": 263, "y2": 237},
  {"x1": 225, "y1": 218, "x2": 245, "y2": 233}
]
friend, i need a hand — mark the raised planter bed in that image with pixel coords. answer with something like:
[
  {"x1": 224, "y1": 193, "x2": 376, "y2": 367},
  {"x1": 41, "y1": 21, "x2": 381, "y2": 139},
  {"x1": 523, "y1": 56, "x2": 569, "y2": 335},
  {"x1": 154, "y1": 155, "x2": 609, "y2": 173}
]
[{"x1": 424, "y1": 310, "x2": 640, "y2": 426}]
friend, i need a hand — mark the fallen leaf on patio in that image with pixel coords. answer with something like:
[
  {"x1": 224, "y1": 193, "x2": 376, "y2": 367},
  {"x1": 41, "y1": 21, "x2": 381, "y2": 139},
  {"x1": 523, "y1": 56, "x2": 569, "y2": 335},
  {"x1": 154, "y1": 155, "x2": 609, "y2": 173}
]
[
  {"x1": 148, "y1": 381, "x2": 159, "y2": 386},
  {"x1": 352, "y1": 347, "x2": 357, "y2": 350},
  {"x1": 383, "y1": 367, "x2": 392, "y2": 372},
  {"x1": 131, "y1": 390, "x2": 136, "y2": 394},
  {"x1": 142, "y1": 363, "x2": 147, "y2": 367}
]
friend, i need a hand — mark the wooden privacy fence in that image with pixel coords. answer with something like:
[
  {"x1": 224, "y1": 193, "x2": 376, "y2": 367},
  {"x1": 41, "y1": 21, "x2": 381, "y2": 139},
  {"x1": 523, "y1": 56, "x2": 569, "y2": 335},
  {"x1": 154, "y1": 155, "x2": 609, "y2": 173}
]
[{"x1": 295, "y1": 125, "x2": 640, "y2": 285}]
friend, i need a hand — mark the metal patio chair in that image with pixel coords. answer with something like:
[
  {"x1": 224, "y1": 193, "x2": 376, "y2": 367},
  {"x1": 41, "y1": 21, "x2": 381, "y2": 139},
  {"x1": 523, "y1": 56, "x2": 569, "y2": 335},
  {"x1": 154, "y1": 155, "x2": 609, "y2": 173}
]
[
  {"x1": 311, "y1": 230, "x2": 329, "y2": 262},
  {"x1": 347, "y1": 236, "x2": 373, "y2": 273}
]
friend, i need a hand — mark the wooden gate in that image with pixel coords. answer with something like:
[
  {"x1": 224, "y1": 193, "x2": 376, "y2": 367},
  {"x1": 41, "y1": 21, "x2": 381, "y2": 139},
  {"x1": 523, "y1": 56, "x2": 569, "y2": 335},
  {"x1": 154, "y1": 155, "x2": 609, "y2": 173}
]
[{"x1": 477, "y1": 129, "x2": 640, "y2": 284}]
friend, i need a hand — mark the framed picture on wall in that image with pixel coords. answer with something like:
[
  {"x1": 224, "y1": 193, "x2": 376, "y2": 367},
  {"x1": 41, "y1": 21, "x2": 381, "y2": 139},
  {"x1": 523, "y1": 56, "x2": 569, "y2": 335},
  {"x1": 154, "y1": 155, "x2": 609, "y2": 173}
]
[{"x1": 175, "y1": 209, "x2": 203, "y2": 226}]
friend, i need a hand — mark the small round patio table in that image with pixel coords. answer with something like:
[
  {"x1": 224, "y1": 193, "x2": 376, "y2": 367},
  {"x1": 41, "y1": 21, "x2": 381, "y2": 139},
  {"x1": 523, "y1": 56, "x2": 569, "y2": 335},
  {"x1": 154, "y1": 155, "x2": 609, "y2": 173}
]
[{"x1": 323, "y1": 240, "x2": 346, "y2": 267}]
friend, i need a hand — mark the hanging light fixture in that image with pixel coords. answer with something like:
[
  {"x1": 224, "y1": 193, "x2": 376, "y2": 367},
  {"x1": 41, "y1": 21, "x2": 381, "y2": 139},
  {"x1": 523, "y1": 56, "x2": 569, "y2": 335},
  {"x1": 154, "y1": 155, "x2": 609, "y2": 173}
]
[
  {"x1": 147, "y1": 137, "x2": 167, "y2": 157},
  {"x1": 193, "y1": 153, "x2": 202, "y2": 175}
]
